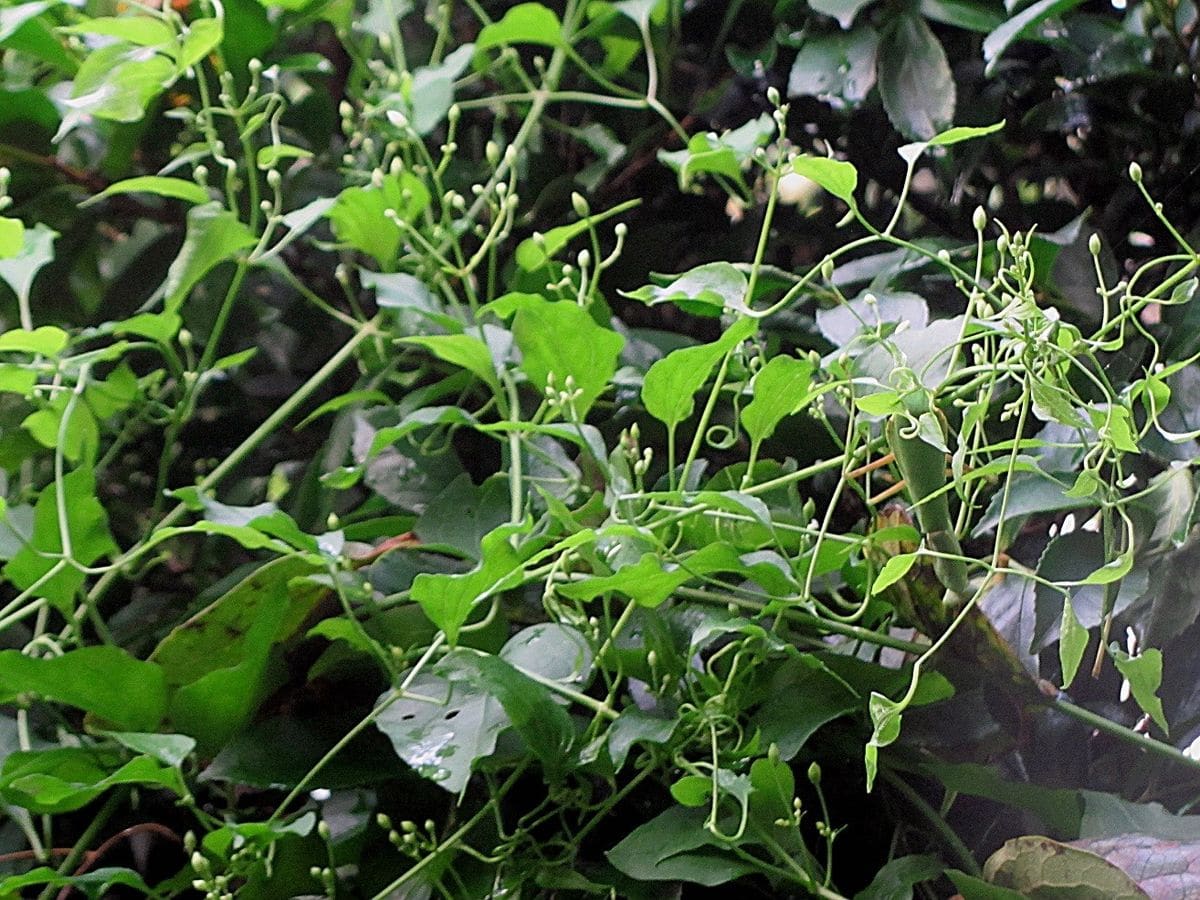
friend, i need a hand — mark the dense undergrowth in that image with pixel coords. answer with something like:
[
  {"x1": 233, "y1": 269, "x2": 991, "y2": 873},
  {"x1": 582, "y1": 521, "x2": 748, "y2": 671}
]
[{"x1": 3, "y1": 0, "x2": 1200, "y2": 897}]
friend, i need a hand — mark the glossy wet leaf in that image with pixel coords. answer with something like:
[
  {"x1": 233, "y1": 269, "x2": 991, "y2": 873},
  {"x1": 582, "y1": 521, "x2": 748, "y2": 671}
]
[
  {"x1": 878, "y1": 12, "x2": 955, "y2": 140},
  {"x1": 500, "y1": 623, "x2": 593, "y2": 687},
  {"x1": 460, "y1": 650, "x2": 576, "y2": 783},
  {"x1": 787, "y1": 27, "x2": 878, "y2": 106},
  {"x1": 375, "y1": 655, "x2": 506, "y2": 794},
  {"x1": 104, "y1": 731, "x2": 196, "y2": 767},
  {"x1": 983, "y1": 0, "x2": 1087, "y2": 75},
  {"x1": 808, "y1": 0, "x2": 875, "y2": 28}
]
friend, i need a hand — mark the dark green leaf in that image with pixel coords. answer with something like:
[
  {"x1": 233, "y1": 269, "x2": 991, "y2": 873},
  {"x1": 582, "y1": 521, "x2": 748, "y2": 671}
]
[
  {"x1": 607, "y1": 806, "x2": 760, "y2": 885},
  {"x1": 855, "y1": 855, "x2": 943, "y2": 900},
  {"x1": 4, "y1": 467, "x2": 117, "y2": 611},
  {"x1": 878, "y1": 13, "x2": 955, "y2": 140},
  {"x1": 983, "y1": 0, "x2": 1087, "y2": 76}
]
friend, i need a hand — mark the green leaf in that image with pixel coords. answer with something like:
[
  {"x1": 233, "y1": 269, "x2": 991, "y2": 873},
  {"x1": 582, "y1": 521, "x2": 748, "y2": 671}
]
[
  {"x1": 512, "y1": 297, "x2": 625, "y2": 418},
  {"x1": 947, "y1": 871, "x2": 1027, "y2": 899},
  {"x1": 741, "y1": 355, "x2": 815, "y2": 446},
  {"x1": 0, "y1": 867, "x2": 153, "y2": 899},
  {"x1": 808, "y1": 0, "x2": 875, "y2": 29},
  {"x1": 475, "y1": 3, "x2": 563, "y2": 51},
  {"x1": 411, "y1": 525, "x2": 525, "y2": 644},
  {"x1": 983, "y1": 0, "x2": 1087, "y2": 76},
  {"x1": 928, "y1": 120, "x2": 1006, "y2": 147},
  {"x1": 873, "y1": 552, "x2": 918, "y2": 595},
  {"x1": 919, "y1": 0, "x2": 1003, "y2": 32},
  {"x1": 606, "y1": 806, "x2": 760, "y2": 886},
  {"x1": 401, "y1": 334, "x2": 500, "y2": 394},
  {"x1": 855, "y1": 391, "x2": 904, "y2": 416},
  {"x1": 878, "y1": 12, "x2": 955, "y2": 141},
  {"x1": 59, "y1": 15, "x2": 174, "y2": 46},
  {"x1": 981, "y1": 835, "x2": 1148, "y2": 898},
  {"x1": 0, "y1": 647, "x2": 166, "y2": 731},
  {"x1": 103, "y1": 731, "x2": 196, "y2": 767},
  {"x1": 60, "y1": 42, "x2": 175, "y2": 128},
  {"x1": 1, "y1": 751, "x2": 184, "y2": 814},
  {"x1": 500, "y1": 623, "x2": 594, "y2": 687},
  {"x1": 608, "y1": 708, "x2": 678, "y2": 769},
  {"x1": 621, "y1": 262, "x2": 747, "y2": 317},
  {"x1": 856, "y1": 855, "x2": 944, "y2": 900},
  {"x1": 865, "y1": 691, "x2": 904, "y2": 791},
  {"x1": 1079, "y1": 547, "x2": 1132, "y2": 586},
  {"x1": 0, "y1": 325, "x2": 68, "y2": 356},
  {"x1": 88, "y1": 175, "x2": 211, "y2": 207},
  {"x1": 557, "y1": 543, "x2": 743, "y2": 608},
  {"x1": 1059, "y1": 594, "x2": 1088, "y2": 689},
  {"x1": 0, "y1": 223, "x2": 56, "y2": 308},
  {"x1": 752, "y1": 658, "x2": 860, "y2": 760},
  {"x1": 642, "y1": 317, "x2": 756, "y2": 428},
  {"x1": 405, "y1": 43, "x2": 474, "y2": 135},
  {"x1": 23, "y1": 394, "x2": 97, "y2": 461},
  {"x1": 749, "y1": 755, "x2": 796, "y2": 822},
  {"x1": 787, "y1": 27, "x2": 878, "y2": 106},
  {"x1": 176, "y1": 16, "x2": 222, "y2": 68},
  {"x1": 149, "y1": 556, "x2": 324, "y2": 752},
  {"x1": 514, "y1": 198, "x2": 638, "y2": 270},
  {"x1": 670, "y1": 774, "x2": 712, "y2": 806},
  {"x1": 1111, "y1": 647, "x2": 1168, "y2": 734},
  {"x1": 255, "y1": 143, "x2": 313, "y2": 169},
  {"x1": 791, "y1": 156, "x2": 859, "y2": 206},
  {"x1": 163, "y1": 203, "x2": 256, "y2": 313},
  {"x1": 0, "y1": 217, "x2": 23, "y2": 258},
  {"x1": 4, "y1": 467, "x2": 117, "y2": 611},
  {"x1": 326, "y1": 172, "x2": 431, "y2": 269},
  {"x1": 375, "y1": 654, "x2": 506, "y2": 793},
  {"x1": 461, "y1": 650, "x2": 576, "y2": 782}
]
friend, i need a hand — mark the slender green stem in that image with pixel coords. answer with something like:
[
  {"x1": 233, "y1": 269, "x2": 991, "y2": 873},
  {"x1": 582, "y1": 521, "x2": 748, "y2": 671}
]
[{"x1": 880, "y1": 768, "x2": 980, "y2": 876}]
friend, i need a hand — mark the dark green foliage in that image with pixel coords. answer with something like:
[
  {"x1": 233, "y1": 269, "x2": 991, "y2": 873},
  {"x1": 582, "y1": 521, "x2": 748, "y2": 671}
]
[{"x1": 2, "y1": 1, "x2": 1200, "y2": 897}]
